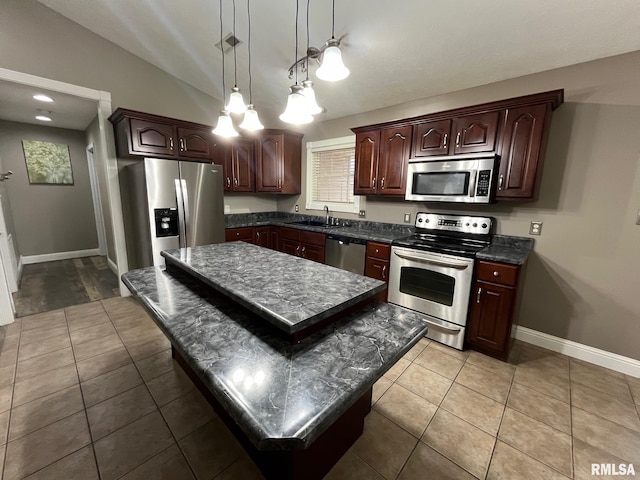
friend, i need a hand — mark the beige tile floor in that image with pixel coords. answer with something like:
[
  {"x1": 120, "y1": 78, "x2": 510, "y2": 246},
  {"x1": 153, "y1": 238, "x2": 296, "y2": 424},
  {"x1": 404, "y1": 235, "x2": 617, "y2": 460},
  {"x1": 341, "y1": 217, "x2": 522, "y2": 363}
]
[{"x1": 0, "y1": 297, "x2": 638, "y2": 479}]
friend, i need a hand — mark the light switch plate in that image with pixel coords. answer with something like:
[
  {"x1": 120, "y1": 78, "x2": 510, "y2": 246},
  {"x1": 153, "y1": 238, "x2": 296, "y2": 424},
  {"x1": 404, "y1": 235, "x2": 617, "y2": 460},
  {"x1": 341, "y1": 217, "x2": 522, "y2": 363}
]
[
  {"x1": 404, "y1": 213, "x2": 411, "y2": 223},
  {"x1": 294, "y1": 204, "x2": 299, "y2": 213},
  {"x1": 359, "y1": 210, "x2": 366, "y2": 218},
  {"x1": 224, "y1": 205, "x2": 230, "y2": 214},
  {"x1": 530, "y1": 221, "x2": 543, "y2": 235}
]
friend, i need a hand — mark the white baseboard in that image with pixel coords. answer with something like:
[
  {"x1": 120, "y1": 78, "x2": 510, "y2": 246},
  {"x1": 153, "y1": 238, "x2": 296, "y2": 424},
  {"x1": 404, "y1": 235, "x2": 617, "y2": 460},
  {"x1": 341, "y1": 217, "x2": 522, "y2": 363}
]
[
  {"x1": 107, "y1": 258, "x2": 118, "y2": 276},
  {"x1": 21, "y1": 248, "x2": 101, "y2": 265},
  {"x1": 16, "y1": 256, "x2": 23, "y2": 287},
  {"x1": 514, "y1": 325, "x2": 640, "y2": 378}
]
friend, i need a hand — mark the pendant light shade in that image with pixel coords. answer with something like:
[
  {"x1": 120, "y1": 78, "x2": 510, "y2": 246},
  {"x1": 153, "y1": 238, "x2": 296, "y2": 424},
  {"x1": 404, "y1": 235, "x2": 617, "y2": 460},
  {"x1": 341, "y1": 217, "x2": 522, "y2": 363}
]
[
  {"x1": 240, "y1": 104, "x2": 264, "y2": 130},
  {"x1": 280, "y1": 84, "x2": 313, "y2": 124},
  {"x1": 301, "y1": 80, "x2": 322, "y2": 115},
  {"x1": 316, "y1": 38, "x2": 349, "y2": 81},
  {"x1": 213, "y1": 111, "x2": 239, "y2": 137},
  {"x1": 226, "y1": 86, "x2": 247, "y2": 114}
]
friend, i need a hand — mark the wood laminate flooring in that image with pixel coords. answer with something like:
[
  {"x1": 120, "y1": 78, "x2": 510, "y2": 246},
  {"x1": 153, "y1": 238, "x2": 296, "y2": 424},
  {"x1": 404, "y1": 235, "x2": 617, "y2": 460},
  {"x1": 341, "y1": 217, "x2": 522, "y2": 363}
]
[{"x1": 12, "y1": 256, "x2": 119, "y2": 318}]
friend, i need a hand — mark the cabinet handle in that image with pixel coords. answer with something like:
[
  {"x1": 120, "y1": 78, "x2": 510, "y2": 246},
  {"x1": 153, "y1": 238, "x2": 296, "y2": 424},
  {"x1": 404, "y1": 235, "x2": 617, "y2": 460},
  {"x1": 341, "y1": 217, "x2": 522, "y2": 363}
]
[
  {"x1": 493, "y1": 271, "x2": 500, "y2": 277},
  {"x1": 456, "y1": 132, "x2": 461, "y2": 147},
  {"x1": 372, "y1": 177, "x2": 376, "y2": 188},
  {"x1": 169, "y1": 137, "x2": 174, "y2": 150},
  {"x1": 236, "y1": 232, "x2": 240, "y2": 237},
  {"x1": 381, "y1": 177, "x2": 385, "y2": 189},
  {"x1": 296, "y1": 245, "x2": 301, "y2": 256},
  {"x1": 226, "y1": 177, "x2": 231, "y2": 187},
  {"x1": 443, "y1": 133, "x2": 448, "y2": 149},
  {"x1": 375, "y1": 248, "x2": 379, "y2": 254},
  {"x1": 301, "y1": 246, "x2": 306, "y2": 257},
  {"x1": 256, "y1": 232, "x2": 260, "y2": 239},
  {"x1": 179, "y1": 138, "x2": 185, "y2": 151},
  {"x1": 498, "y1": 174, "x2": 504, "y2": 189},
  {"x1": 382, "y1": 264, "x2": 387, "y2": 280},
  {"x1": 234, "y1": 177, "x2": 239, "y2": 187},
  {"x1": 476, "y1": 287, "x2": 482, "y2": 304}
]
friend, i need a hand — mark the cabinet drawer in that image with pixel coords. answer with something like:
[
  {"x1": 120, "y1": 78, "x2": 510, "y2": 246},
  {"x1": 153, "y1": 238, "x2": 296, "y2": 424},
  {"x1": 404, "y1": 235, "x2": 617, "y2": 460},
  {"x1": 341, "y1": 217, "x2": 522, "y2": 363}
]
[
  {"x1": 365, "y1": 257, "x2": 390, "y2": 282},
  {"x1": 225, "y1": 227, "x2": 255, "y2": 243},
  {"x1": 476, "y1": 261, "x2": 518, "y2": 286},
  {"x1": 299, "y1": 230, "x2": 325, "y2": 247},
  {"x1": 366, "y1": 241, "x2": 390, "y2": 260},
  {"x1": 279, "y1": 227, "x2": 300, "y2": 241}
]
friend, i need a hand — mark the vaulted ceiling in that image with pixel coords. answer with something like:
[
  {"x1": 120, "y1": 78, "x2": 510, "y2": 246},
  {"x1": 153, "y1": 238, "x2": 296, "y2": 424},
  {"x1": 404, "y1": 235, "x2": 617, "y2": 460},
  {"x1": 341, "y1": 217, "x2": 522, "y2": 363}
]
[{"x1": 36, "y1": 0, "x2": 640, "y2": 124}]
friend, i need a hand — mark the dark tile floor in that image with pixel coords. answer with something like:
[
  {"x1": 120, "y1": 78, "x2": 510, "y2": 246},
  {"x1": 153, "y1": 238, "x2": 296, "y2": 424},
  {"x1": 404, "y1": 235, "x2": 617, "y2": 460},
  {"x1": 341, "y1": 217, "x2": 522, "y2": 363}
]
[{"x1": 12, "y1": 257, "x2": 119, "y2": 318}]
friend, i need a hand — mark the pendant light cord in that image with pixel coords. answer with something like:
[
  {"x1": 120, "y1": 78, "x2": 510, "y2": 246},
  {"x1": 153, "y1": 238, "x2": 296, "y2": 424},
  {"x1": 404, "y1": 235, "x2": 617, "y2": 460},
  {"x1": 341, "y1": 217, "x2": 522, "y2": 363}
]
[
  {"x1": 219, "y1": 0, "x2": 226, "y2": 107},
  {"x1": 305, "y1": 0, "x2": 310, "y2": 80},
  {"x1": 232, "y1": 0, "x2": 238, "y2": 87},
  {"x1": 247, "y1": 0, "x2": 253, "y2": 103},
  {"x1": 294, "y1": 0, "x2": 299, "y2": 85},
  {"x1": 331, "y1": 0, "x2": 335, "y2": 39}
]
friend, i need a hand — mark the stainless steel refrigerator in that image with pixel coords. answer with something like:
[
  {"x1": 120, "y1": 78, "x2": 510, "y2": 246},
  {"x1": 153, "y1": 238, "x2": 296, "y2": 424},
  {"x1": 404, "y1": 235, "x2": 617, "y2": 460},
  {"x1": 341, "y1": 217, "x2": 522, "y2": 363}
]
[{"x1": 120, "y1": 158, "x2": 224, "y2": 269}]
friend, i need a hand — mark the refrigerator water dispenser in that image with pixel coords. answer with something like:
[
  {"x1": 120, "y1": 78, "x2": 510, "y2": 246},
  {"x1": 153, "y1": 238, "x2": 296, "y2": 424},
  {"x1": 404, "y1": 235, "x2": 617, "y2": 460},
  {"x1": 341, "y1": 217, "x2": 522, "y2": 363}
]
[{"x1": 154, "y1": 208, "x2": 179, "y2": 237}]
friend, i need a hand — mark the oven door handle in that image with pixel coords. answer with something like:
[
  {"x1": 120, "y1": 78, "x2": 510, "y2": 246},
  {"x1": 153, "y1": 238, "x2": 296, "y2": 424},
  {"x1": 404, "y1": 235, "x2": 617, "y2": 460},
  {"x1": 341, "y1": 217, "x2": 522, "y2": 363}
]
[
  {"x1": 422, "y1": 318, "x2": 462, "y2": 334},
  {"x1": 393, "y1": 251, "x2": 471, "y2": 270}
]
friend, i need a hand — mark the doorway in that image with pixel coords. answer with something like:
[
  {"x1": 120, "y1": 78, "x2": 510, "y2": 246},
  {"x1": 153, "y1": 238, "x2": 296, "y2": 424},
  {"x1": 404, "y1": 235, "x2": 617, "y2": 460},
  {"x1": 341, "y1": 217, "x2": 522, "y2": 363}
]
[{"x1": 0, "y1": 67, "x2": 130, "y2": 325}]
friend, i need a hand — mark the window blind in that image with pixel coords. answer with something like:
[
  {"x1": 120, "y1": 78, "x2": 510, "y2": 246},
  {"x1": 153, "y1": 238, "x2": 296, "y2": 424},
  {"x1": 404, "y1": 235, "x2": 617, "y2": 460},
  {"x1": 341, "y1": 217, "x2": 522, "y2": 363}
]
[{"x1": 310, "y1": 147, "x2": 356, "y2": 205}]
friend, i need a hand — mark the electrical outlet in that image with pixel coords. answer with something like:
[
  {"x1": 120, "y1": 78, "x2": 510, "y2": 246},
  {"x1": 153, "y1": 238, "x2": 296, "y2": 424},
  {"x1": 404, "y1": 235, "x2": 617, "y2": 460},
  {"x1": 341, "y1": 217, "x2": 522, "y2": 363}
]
[
  {"x1": 359, "y1": 210, "x2": 366, "y2": 218},
  {"x1": 530, "y1": 221, "x2": 543, "y2": 235},
  {"x1": 636, "y1": 209, "x2": 640, "y2": 225},
  {"x1": 403, "y1": 213, "x2": 411, "y2": 223},
  {"x1": 294, "y1": 204, "x2": 299, "y2": 213}
]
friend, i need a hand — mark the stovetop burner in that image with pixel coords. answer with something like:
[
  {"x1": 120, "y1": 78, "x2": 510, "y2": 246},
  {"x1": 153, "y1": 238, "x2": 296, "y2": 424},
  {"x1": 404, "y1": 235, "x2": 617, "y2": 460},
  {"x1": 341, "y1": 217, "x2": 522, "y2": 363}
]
[{"x1": 392, "y1": 212, "x2": 494, "y2": 258}]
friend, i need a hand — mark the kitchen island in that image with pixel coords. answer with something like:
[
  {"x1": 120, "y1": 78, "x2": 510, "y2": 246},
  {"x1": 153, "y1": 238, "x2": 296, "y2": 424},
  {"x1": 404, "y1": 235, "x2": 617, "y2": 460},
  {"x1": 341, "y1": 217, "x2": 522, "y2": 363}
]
[{"x1": 122, "y1": 243, "x2": 427, "y2": 480}]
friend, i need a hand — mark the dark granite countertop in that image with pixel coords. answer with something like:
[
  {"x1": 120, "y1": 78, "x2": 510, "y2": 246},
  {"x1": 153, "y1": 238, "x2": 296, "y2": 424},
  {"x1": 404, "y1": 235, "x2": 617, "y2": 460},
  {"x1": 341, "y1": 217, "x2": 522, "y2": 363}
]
[
  {"x1": 225, "y1": 212, "x2": 534, "y2": 265},
  {"x1": 476, "y1": 234, "x2": 534, "y2": 265},
  {"x1": 161, "y1": 242, "x2": 386, "y2": 334},
  {"x1": 122, "y1": 266, "x2": 427, "y2": 450}
]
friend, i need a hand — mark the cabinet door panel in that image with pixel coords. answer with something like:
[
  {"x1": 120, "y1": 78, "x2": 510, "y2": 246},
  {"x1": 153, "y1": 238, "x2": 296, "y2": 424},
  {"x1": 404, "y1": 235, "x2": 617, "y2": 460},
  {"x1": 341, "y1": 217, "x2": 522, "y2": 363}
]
[
  {"x1": 270, "y1": 228, "x2": 280, "y2": 251},
  {"x1": 178, "y1": 127, "x2": 212, "y2": 160},
  {"x1": 452, "y1": 112, "x2": 499, "y2": 154},
  {"x1": 467, "y1": 281, "x2": 514, "y2": 352},
  {"x1": 301, "y1": 243, "x2": 325, "y2": 263},
  {"x1": 280, "y1": 238, "x2": 300, "y2": 257},
  {"x1": 254, "y1": 227, "x2": 271, "y2": 248},
  {"x1": 365, "y1": 257, "x2": 389, "y2": 282},
  {"x1": 256, "y1": 135, "x2": 283, "y2": 192},
  {"x1": 354, "y1": 131, "x2": 380, "y2": 195},
  {"x1": 412, "y1": 120, "x2": 452, "y2": 157},
  {"x1": 378, "y1": 126, "x2": 411, "y2": 195},
  {"x1": 232, "y1": 139, "x2": 254, "y2": 192},
  {"x1": 496, "y1": 104, "x2": 549, "y2": 199},
  {"x1": 130, "y1": 119, "x2": 176, "y2": 156}
]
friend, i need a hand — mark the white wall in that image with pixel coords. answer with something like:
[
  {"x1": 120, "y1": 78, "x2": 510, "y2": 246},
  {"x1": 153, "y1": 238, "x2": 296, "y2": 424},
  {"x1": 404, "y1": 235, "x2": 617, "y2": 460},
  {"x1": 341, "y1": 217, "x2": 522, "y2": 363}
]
[{"x1": 278, "y1": 51, "x2": 640, "y2": 360}]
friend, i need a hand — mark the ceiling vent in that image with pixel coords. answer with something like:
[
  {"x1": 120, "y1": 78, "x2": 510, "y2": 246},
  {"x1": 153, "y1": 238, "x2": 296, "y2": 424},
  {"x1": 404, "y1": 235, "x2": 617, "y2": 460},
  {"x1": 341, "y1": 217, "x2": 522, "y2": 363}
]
[{"x1": 215, "y1": 34, "x2": 242, "y2": 54}]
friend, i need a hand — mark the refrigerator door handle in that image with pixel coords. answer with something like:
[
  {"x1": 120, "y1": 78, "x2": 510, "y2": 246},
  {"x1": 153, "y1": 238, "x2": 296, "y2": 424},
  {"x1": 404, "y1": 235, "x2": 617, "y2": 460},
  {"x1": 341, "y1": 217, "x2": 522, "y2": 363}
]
[
  {"x1": 174, "y1": 179, "x2": 187, "y2": 248},
  {"x1": 181, "y1": 179, "x2": 190, "y2": 246}
]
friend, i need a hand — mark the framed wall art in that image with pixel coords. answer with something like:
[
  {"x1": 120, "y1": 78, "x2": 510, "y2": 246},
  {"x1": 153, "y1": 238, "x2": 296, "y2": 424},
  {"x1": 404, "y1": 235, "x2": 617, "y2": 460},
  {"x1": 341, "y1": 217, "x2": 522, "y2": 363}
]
[{"x1": 21, "y1": 140, "x2": 74, "y2": 185}]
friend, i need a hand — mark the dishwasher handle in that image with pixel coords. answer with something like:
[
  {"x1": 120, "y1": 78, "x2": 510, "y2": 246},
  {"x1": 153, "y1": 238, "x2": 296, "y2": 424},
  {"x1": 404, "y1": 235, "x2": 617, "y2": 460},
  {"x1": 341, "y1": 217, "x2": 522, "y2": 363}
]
[{"x1": 326, "y1": 234, "x2": 366, "y2": 246}]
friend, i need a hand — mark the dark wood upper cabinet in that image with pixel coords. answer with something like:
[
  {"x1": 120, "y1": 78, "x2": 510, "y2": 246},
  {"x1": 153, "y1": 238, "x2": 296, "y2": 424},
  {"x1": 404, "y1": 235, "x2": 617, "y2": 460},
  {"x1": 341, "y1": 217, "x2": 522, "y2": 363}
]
[
  {"x1": 177, "y1": 127, "x2": 214, "y2": 160},
  {"x1": 231, "y1": 138, "x2": 255, "y2": 192},
  {"x1": 378, "y1": 126, "x2": 412, "y2": 194},
  {"x1": 255, "y1": 130, "x2": 303, "y2": 194},
  {"x1": 451, "y1": 111, "x2": 500, "y2": 154},
  {"x1": 496, "y1": 103, "x2": 550, "y2": 200},
  {"x1": 353, "y1": 89, "x2": 563, "y2": 201},
  {"x1": 110, "y1": 109, "x2": 216, "y2": 162},
  {"x1": 128, "y1": 119, "x2": 176, "y2": 157},
  {"x1": 412, "y1": 119, "x2": 452, "y2": 157},
  {"x1": 354, "y1": 131, "x2": 380, "y2": 195}
]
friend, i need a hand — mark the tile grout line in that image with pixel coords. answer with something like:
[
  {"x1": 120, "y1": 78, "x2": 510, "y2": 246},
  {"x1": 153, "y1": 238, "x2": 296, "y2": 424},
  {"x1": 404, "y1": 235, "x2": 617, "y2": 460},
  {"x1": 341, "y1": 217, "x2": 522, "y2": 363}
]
[{"x1": 103, "y1": 299, "x2": 202, "y2": 480}]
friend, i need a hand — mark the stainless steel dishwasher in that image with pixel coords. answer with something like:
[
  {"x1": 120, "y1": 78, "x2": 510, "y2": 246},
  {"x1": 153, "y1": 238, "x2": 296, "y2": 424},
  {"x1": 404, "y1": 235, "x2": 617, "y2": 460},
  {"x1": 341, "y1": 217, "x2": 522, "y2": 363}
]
[{"x1": 325, "y1": 234, "x2": 367, "y2": 275}]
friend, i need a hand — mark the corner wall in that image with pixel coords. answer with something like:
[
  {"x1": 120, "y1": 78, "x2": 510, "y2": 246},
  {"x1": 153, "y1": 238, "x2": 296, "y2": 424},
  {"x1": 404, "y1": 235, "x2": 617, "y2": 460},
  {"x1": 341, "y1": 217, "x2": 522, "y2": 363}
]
[{"x1": 278, "y1": 51, "x2": 640, "y2": 360}]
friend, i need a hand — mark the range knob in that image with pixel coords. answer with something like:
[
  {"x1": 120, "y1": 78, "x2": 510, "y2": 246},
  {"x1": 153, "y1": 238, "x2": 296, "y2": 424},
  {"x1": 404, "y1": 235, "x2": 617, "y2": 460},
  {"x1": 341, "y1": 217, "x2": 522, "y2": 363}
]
[
  {"x1": 418, "y1": 218, "x2": 423, "y2": 223},
  {"x1": 465, "y1": 223, "x2": 470, "y2": 226},
  {"x1": 472, "y1": 223, "x2": 478, "y2": 227},
  {"x1": 425, "y1": 219, "x2": 430, "y2": 223},
  {"x1": 482, "y1": 223, "x2": 487, "y2": 228}
]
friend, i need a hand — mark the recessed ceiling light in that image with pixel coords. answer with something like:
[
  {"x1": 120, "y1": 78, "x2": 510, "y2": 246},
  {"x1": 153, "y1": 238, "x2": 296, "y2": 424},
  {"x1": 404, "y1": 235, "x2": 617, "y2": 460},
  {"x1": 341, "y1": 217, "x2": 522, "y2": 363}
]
[
  {"x1": 33, "y1": 94, "x2": 54, "y2": 102},
  {"x1": 35, "y1": 115, "x2": 52, "y2": 122}
]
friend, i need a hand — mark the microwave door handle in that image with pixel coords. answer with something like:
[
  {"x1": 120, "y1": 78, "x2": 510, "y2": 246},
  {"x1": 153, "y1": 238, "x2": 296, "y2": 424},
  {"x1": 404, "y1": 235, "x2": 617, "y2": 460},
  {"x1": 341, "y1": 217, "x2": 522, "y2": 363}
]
[
  {"x1": 393, "y1": 251, "x2": 471, "y2": 270},
  {"x1": 468, "y1": 170, "x2": 478, "y2": 197}
]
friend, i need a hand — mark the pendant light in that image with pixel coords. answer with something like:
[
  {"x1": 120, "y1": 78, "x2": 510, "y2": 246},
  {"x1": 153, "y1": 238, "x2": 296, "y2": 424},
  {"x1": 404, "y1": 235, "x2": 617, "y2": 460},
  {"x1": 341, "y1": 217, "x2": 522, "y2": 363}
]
[
  {"x1": 301, "y1": 0, "x2": 322, "y2": 115},
  {"x1": 280, "y1": 0, "x2": 313, "y2": 124},
  {"x1": 239, "y1": 0, "x2": 264, "y2": 131},
  {"x1": 226, "y1": 0, "x2": 247, "y2": 114},
  {"x1": 213, "y1": 0, "x2": 239, "y2": 137},
  {"x1": 316, "y1": 0, "x2": 349, "y2": 82}
]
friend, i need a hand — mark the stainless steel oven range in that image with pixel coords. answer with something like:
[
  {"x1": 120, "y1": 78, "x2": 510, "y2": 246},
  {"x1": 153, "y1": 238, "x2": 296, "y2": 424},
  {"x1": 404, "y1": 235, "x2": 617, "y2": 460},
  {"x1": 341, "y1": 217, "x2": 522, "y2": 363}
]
[{"x1": 388, "y1": 213, "x2": 493, "y2": 350}]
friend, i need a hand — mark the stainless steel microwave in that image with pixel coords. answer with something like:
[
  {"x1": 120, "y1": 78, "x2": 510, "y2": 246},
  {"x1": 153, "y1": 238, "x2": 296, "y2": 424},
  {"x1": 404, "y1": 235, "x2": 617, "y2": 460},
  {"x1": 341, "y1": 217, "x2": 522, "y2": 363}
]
[{"x1": 405, "y1": 154, "x2": 499, "y2": 203}]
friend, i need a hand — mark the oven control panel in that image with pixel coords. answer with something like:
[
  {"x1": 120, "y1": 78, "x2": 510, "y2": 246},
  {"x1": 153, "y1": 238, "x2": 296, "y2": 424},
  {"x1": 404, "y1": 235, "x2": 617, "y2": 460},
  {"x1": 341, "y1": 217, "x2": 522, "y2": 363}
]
[{"x1": 414, "y1": 213, "x2": 493, "y2": 235}]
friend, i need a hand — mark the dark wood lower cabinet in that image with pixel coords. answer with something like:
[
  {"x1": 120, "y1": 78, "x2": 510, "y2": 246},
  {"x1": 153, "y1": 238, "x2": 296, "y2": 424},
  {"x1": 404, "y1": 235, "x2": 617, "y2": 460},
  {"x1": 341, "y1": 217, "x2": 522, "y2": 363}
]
[
  {"x1": 254, "y1": 227, "x2": 271, "y2": 249},
  {"x1": 364, "y1": 241, "x2": 390, "y2": 301},
  {"x1": 300, "y1": 243, "x2": 325, "y2": 263},
  {"x1": 225, "y1": 227, "x2": 255, "y2": 243},
  {"x1": 277, "y1": 228, "x2": 326, "y2": 264},
  {"x1": 466, "y1": 260, "x2": 522, "y2": 361}
]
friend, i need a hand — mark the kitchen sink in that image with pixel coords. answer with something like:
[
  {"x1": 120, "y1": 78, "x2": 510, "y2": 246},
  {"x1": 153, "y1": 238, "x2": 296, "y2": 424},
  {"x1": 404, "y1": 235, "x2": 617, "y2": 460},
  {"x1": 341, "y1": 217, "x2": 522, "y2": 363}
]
[{"x1": 288, "y1": 220, "x2": 342, "y2": 228}]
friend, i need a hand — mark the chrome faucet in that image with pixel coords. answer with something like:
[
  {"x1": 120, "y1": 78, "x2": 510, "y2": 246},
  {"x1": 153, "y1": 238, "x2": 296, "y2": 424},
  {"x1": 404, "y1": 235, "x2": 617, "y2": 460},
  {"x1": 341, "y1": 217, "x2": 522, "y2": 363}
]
[{"x1": 324, "y1": 205, "x2": 330, "y2": 225}]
